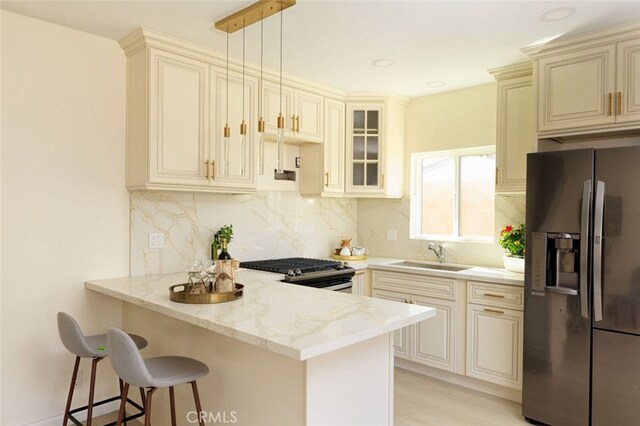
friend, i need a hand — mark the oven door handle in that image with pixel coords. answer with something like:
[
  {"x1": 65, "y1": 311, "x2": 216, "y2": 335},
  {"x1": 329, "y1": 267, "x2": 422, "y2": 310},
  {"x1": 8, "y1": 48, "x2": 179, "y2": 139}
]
[{"x1": 323, "y1": 281, "x2": 353, "y2": 292}]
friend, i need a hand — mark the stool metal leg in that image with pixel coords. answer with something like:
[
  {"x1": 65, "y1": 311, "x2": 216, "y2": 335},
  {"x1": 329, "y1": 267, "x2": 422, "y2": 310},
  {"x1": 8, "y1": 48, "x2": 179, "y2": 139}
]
[
  {"x1": 169, "y1": 386, "x2": 177, "y2": 426},
  {"x1": 191, "y1": 381, "x2": 204, "y2": 426},
  {"x1": 116, "y1": 382, "x2": 129, "y2": 426},
  {"x1": 144, "y1": 387, "x2": 157, "y2": 426},
  {"x1": 63, "y1": 356, "x2": 81, "y2": 426},
  {"x1": 86, "y1": 357, "x2": 103, "y2": 426}
]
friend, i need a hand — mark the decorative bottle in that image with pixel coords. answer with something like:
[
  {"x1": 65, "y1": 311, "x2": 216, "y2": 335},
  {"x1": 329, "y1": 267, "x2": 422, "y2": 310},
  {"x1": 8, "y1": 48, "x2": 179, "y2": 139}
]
[
  {"x1": 218, "y1": 238, "x2": 232, "y2": 260},
  {"x1": 210, "y1": 233, "x2": 220, "y2": 261}
]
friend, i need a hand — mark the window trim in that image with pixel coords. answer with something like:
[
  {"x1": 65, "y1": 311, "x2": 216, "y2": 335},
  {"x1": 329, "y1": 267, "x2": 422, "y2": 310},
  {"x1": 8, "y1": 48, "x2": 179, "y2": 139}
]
[{"x1": 410, "y1": 146, "x2": 496, "y2": 243}]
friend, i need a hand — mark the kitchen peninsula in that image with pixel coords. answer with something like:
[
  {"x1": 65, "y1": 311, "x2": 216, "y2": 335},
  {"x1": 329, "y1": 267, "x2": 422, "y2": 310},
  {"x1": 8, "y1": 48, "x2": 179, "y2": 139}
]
[{"x1": 86, "y1": 268, "x2": 434, "y2": 426}]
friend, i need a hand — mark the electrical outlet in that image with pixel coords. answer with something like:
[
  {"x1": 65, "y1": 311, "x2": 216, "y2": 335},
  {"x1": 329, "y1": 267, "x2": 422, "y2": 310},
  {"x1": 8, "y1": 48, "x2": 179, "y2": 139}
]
[
  {"x1": 75, "y1": 369, "x2": 82, "y2": 388},
  {"x1": 148, "y1": 232, "x2": 165, "y2": 249},
  {"x1": 386, "y1": 229, "x2": 397, "y2": 241},
  {"x1": 295, "y1": 156, "x2": 301, "y2": 168}
]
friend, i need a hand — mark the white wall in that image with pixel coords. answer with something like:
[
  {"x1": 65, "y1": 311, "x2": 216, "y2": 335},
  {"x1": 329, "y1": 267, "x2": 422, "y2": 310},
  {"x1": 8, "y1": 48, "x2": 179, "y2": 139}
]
[{"x1": 1, "y1": 11, "x2": 129, "y2": 424}]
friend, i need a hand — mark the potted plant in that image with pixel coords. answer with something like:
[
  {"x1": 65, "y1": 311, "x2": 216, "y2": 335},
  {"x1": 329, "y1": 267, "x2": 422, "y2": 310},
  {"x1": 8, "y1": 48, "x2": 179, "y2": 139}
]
[{"x1": 499, "y1": 224, "x2": 525, "y2": 273}]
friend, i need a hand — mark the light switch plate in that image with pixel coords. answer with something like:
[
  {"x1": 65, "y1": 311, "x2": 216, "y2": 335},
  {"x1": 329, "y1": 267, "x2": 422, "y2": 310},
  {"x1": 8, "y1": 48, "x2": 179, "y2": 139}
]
[
  {"x1": 149, "y1": 232, "x2": 165, "y2": 249},
  {"x1": 386, "y1": 229, "x2": 397, "y2": 241}
]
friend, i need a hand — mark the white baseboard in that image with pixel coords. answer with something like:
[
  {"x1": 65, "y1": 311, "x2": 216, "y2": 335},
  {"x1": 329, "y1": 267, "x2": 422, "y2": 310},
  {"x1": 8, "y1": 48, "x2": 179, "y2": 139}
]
[
  {"x1": 395, "y1": 358, "x2": 522, "y2": 403},
  {"x1": 24, "y1": 401, "x2": 121, "y2": 426}
]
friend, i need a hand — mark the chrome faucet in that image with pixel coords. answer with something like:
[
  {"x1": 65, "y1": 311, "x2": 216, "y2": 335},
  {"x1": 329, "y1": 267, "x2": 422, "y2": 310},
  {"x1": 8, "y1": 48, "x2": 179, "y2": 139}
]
[{"x1": 428, "y1": 243, "x2": 445, "y2": 263}]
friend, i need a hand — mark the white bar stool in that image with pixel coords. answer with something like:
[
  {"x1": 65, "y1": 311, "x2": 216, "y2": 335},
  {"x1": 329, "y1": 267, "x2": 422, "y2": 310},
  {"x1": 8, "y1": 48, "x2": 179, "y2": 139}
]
[
  {"x1": 57, "y1": 312, "x2": 148, "y2": 426},
  {"x1": 107, "y1": 327, "x2": 209, "y2": 426}
]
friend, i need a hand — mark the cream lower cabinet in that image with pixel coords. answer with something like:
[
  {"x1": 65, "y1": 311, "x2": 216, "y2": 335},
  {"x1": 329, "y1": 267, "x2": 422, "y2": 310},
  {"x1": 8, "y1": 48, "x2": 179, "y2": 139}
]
[
  {"x1": 371, "y1": 288, "x2": 411, "y2": 359},
  {"x1": 466, "y1": 281, "x2": 524, "y2": 389},
  {"x1": 371, "y1": 271, "x2": 461, "y2": 371},
  {"x1": 351, "y1": 269, "x2": 371, "y2": 296}
]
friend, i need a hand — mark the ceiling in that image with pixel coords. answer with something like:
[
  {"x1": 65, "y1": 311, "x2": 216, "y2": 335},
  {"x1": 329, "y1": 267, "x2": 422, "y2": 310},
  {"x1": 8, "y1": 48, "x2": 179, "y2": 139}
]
[{"x1": 2, "y1": 0, "x2": 640, "y2": 97}]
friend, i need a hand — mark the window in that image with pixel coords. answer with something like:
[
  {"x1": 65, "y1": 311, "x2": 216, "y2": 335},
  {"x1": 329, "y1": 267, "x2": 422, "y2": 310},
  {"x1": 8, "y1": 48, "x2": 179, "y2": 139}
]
[{"x1": 410, "y1": 146, "x2": 495, "y2": 242}]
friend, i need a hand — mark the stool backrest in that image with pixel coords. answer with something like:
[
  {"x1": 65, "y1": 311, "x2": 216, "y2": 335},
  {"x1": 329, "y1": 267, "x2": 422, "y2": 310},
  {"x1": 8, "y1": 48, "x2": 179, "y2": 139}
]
[
  {"x1": 107, "y1": 327, "x2": 153, "y2": 388},
  {"x1": 57, "y1": 312, "x2": 100, "y2": 358}
]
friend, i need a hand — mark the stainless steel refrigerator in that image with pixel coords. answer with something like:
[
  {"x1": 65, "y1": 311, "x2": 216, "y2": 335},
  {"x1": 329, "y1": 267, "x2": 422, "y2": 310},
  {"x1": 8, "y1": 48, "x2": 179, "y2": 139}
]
[{"x1": 523, "y1": 147, "x2": 640, "y2": 426}]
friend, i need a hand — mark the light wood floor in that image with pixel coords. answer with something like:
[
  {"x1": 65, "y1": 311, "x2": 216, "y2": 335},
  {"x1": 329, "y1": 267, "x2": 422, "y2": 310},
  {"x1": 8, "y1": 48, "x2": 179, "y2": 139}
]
[
  {"x1": 395, "y1": 368, "x2": 529, "y2": 426},
  {"x1": 93, "y1": 368, "x2": 528, "y2": 425}
]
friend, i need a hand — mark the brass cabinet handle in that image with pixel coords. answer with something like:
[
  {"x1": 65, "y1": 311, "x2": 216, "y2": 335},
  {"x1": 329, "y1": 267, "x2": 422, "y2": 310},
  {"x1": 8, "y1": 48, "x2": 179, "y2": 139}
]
[
  {"x1": 608, "y1": 93, "x2": 613, "y2": 116},
  {"x1": 483, "y1": 293, "x2": 505, "y2": 299},
  {"x1": 495, "y1": 167, "x2": 499, "y2": 184},
  {"x1": 617, "y1": 91, "x2": 622, "y2": 116},
  {"x1": 325, "y1": 172, "x2": 329, "y2": 187},
  {"x1": 296, "y1": 115, "x2": 300, "y2": 133},
  {"x1": 291, "y1": 115, "x2": 296, "y2": 132},
  {"x1": 381, "y1": 173, "x2": 385, "y2": 188},
  {"x1": 210, "y1": 160, "x2": 215, "y2": 180},
  {"x1": 205, "y1": 160, "x2": 210, "y2": 180},
  {"x1": 484, "y1": 308, "x2": 505, "y2": 314}
]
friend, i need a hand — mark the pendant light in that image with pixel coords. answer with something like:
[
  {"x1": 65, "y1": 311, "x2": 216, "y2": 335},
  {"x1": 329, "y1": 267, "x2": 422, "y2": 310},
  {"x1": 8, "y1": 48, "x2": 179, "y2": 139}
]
[
  {"x1": 257, "y1": 9, "x2": 266, "y2": 175},
  {"x1": 224, "y1": 29, "x2": 231, "y2": 176},
  {"x1": 239, "y1": 20, "x2": 247, "y2": 176},
  {"x1": 276, "y1": 6, "x2": 285, "y2": 174}
]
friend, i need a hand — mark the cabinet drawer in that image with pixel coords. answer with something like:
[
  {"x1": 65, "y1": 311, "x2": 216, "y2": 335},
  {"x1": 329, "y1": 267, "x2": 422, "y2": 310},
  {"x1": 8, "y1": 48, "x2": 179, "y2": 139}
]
[
  {"x1": 372, "y1": 271, "x2": 456, "y2": 301},
  {"x1": 467, "y1": 281, "x2": 523, "y2": 310}
]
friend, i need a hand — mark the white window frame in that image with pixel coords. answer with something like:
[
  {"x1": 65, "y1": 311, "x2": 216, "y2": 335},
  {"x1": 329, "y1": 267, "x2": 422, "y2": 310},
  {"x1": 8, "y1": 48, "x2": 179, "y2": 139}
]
[{"x1": 410, "y1": 146, "x2": 495, "y2": 243}]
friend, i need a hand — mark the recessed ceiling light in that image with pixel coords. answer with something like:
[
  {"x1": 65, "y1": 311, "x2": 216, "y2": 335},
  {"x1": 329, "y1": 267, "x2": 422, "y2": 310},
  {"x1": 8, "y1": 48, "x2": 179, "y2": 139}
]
[
  {"x1": 541, "y1": 7, "x2": 576, "y2": 22},
  {"x1": 425, "y1": 81, "x2": 445, "y2": 88},
  {"x1": 372, "y1": 59, "x2": 394, "y2": 67}
]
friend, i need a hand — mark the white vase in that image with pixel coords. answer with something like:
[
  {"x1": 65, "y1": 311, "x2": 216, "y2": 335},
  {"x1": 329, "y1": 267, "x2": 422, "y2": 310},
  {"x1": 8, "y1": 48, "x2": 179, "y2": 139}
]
[{"x1": 502, "y1": 255, "x2": 524, "y2": 273}]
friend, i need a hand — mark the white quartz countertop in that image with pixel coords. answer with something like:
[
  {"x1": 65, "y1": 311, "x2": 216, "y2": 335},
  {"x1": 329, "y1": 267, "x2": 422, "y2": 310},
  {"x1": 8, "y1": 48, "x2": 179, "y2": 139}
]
[
  {"x1": 343, "y1": 256, "x2": 524, "y2": 286},
  {"x1": 86, "y1": 269, "x2": 435, "y2": 361}
]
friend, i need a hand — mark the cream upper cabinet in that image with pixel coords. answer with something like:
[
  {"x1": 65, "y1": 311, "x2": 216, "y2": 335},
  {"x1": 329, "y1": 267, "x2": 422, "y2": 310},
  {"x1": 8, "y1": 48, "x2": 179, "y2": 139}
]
[
  {"x1": 345, "y1": 96, "x2": 406, "y2": 198},
  {"x1": 299, "y1": 98, "x2": 345, "y2": 197},
  {"x1": 261, "y1": 81, "x2": 323, "y2": 143},
  {"x1": 466, "y1": 281, "x2": 524, "y2": 390},
  {"x1": 616, "y1": 38, "x2": 640, "y2": 124},
  {"x1": 120, "y1": 31, "x2": 257, "y2": 194},
  {"x1": 537, "y1": 44, "x2": 616, "y2": 133},
  {"x1": 126, "y1": 47, "x2": 211, "y2": 190},
  {"x1": 525, "y1": 23, "x2": 640, "y2": 138},
  {"x1": 210, "y1": 65, "x2": 257, "y2": 191},
  {"x1": 489, "y1": 63, "x2": 536, "y2": 194}
]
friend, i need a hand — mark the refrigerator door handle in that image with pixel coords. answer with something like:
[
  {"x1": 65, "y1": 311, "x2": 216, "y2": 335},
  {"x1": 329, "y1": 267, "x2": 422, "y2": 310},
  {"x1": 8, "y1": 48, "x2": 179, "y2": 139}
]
[
  {"x1": 580, "y1": 180, "x2": 592, "y2": 318},
  {"x1": 593, "y1": 180, "x2": 605, "y2": 322}
]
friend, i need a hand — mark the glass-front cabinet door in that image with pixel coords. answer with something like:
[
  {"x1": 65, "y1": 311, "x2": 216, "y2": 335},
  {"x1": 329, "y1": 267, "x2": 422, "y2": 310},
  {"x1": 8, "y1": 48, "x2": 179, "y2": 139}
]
[{"x1": 346, "y1": 104, "x2": 384, "y2": 194}]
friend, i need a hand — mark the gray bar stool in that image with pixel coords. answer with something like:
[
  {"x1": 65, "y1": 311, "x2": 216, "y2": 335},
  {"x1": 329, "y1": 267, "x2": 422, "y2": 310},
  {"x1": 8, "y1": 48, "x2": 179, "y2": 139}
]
[
  {"x1": 57, "y1": 312, "x2": 148, "y2": 426},
  {"x1": 107, "y1": 327, "x2": 209, "y2": 426}
]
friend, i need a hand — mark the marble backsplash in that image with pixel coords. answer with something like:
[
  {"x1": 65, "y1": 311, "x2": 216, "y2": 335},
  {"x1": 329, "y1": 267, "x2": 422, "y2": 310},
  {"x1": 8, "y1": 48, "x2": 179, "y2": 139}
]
[
  {"x1": 130, "y1": 191, "x2": 358, "y2": 276},
  {"x1": 356, "y1": 194, "x2": 525, "y2": 268}
]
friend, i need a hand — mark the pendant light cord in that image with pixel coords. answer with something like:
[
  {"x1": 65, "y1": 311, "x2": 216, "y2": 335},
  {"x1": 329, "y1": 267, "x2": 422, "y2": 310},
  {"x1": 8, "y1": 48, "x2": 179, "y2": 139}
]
[
  {"x1": 279, "y1": 6, "x2": 283, "y2": 114},
  {"x1": 242, "y1": 21, "x2": 245, "y2": 123},
  {"x1": 227, "y1": 31, "x2": 229, "y2": 125},
  {"x1": 259, "y1": 10, "x2": 263, "y2": 118}
]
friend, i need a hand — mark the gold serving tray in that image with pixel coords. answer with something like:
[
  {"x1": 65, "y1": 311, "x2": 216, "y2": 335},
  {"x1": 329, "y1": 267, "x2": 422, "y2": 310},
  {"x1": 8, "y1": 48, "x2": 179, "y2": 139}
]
[
  {"x1": 169, "y1": 283, "x2": 244, "y2": 304},
  {"x1": 332, "y1": 254, "x2": 368, "y2": 261}
]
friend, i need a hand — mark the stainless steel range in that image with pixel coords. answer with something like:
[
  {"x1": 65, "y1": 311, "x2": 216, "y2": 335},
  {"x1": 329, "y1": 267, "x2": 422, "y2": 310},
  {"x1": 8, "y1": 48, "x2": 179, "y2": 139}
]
[{"x1": 240, "y1": 258, "x2": 355, "y2": 292}]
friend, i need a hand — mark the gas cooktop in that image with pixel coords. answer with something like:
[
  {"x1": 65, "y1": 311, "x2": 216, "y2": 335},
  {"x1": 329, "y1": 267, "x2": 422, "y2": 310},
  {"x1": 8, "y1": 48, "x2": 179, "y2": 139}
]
[{"x1": 240, "y1": 257, "x2": 354, "y2": 289}]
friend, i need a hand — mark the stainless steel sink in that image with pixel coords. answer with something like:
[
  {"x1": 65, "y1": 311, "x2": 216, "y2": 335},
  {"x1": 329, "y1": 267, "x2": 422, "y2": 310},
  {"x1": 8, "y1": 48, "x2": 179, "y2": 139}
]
[{"x1": 388, "y1": 261, "x2": 469, "y2": 272}]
